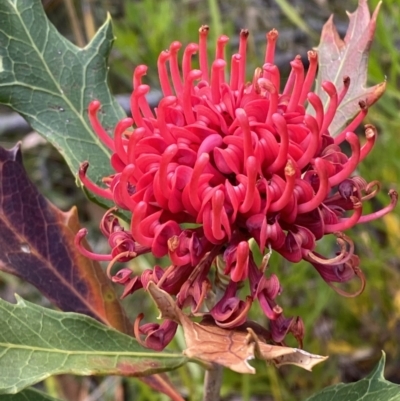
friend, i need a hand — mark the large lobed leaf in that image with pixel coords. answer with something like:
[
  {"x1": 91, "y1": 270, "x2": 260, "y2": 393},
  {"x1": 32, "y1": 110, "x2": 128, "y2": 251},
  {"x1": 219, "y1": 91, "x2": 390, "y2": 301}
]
[
  {"x1": 305, "y1": 352, "x2": 400, "y2": 401},
  {"x1": 314, "y1": 0, "x2": 386, "y2": 136},
  {"x1": 0, "y1": 0, "x2": 124, "y2": 206},
  {"x1": 0, "y1": 144, "x2": 129, "y2": 332},
  {"x1": 0, "y1": 296, "x2": 187, "y2": 394}
]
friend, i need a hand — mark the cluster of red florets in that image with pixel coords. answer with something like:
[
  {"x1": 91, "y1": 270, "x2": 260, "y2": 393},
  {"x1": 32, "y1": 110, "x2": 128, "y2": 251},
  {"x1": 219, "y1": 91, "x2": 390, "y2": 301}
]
[{"x1": 76, "y1": 27, "x2": 397, "y2": 350}]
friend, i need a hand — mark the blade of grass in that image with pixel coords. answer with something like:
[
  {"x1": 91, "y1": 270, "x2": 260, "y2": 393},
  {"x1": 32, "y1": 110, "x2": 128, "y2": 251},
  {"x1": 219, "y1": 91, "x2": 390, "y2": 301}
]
[
  {"x1": 207, "y1": 0, "x2": 223, "y2": 42},
  {"x1": 82, "y1": 0, "x2": 97, "y2": 41},
  {"x1": 63, "y1": 0, "x2": 86, "y2": 46},
  {"x1": 274, "y1": 0, "x2": 317, "y2": 39}
]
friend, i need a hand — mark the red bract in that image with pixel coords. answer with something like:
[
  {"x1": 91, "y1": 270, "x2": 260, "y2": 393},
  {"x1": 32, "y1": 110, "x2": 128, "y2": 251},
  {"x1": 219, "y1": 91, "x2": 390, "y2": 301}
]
[{"x1": 77, "y1": 27, "x2": 397, "y2": 350}]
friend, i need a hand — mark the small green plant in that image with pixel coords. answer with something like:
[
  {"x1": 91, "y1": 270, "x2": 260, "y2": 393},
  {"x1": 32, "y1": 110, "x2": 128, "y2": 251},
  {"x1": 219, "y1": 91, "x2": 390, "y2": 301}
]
[{"x1": 0, "y1": 1, "x2": 398, "y2": 400}]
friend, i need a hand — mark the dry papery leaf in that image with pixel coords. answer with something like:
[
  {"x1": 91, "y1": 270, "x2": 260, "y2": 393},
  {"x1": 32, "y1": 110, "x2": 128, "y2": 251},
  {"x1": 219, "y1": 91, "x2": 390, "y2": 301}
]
[
  {"x1": 314, "y1": 0, "x2": 386, "y2": 136},
  {"x1": 147, "y1": 282, "x2": 328, "y2": 374}
]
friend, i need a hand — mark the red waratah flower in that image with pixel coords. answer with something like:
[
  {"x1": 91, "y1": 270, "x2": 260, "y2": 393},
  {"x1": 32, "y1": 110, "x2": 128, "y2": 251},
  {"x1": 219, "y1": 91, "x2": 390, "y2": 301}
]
[{"x1": 76, "y1": 26, "x2": 397, "y2": 351}]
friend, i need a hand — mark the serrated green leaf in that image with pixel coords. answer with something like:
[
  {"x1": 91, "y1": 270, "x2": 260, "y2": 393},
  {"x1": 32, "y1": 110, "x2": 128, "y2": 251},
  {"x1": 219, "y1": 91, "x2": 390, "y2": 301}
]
[
  {"x1": 0, "y1": 296, "x2": 187, "y2": 395},
  {"x1": 0, "y1": 0, "x2": 124, "y2": 207},
  {"x1": 0, "y1": 388, "x2": 62, "y2": 401},
  {"x1": 304, "y1": 352, "x2": 400, "y2": 401}
]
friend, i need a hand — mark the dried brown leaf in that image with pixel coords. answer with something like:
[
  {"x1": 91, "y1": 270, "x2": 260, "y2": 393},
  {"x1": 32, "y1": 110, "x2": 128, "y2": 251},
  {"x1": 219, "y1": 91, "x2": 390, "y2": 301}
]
[
  {"x1": 314, "y1": 0, "x2": 385, "y2": 136},
  {"x1": 147, "y1": 282, "x2": 328, "y2": 373},
  {"x1": 256, "y1": 341, "x2": 328, "y2": 371}
]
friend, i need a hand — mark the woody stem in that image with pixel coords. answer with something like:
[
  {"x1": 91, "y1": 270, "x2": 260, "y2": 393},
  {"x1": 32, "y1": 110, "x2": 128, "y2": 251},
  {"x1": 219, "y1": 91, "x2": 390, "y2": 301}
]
[{"x1": 203, "y1": 364, "x2": 224, "y2": 401}]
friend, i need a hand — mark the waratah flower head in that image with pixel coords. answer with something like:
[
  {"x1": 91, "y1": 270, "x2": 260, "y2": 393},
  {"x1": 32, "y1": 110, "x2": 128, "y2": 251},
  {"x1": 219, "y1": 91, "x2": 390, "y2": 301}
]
[{"x1": 77, "y1": 26, "x2": 397, "y2": 350}]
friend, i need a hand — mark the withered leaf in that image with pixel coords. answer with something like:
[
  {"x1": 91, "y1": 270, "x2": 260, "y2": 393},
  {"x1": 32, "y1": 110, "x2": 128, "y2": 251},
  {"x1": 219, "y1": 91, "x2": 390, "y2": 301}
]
[
  {"x1": 0, "y1": 144, "x2": 130, "y2": 333},
  {"x1": 255, "y1": 341, "x2": 328, "y2": 371},
  {"x1": 314, "y1": 0, "x2": 385, "y2": 136},
  {"x1": 147, "y1": 282, "x2": 328, "y2": 373}
]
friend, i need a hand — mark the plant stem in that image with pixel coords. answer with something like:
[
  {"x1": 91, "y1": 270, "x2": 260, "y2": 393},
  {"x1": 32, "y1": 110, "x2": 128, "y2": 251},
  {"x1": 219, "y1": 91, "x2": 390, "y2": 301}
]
[
  {"x1": 63, "y1": 0, "x2": 86, "y2": 47},
  {"x1": 203, "y1": 365, "x2": 223, "y2": 401}
]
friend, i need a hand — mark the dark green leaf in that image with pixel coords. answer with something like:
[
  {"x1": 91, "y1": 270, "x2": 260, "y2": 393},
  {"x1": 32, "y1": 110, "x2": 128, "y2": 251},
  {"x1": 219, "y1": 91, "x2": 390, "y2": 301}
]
[
  {"x1": 0, "y1": 0, "x2": 124, "y2": 207},
  {"x1": 0, "y1": 296, "x2": 187, "y2": 394},
  {"x1": 0, "y1": 388, "x2": 62, "y2": 401},
  {"x1": 304, "y1": 352, "x2": 400, "y2": 401},
  {"x1": 0, "y1": 144, "x2": 130, "y2": 333}
]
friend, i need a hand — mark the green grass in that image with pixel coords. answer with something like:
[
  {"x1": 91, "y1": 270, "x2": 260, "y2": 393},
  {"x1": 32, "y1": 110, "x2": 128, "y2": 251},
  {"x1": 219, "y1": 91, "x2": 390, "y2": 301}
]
[{"x1": 6, "y1": 0, "x2": 400, "y2": 399}]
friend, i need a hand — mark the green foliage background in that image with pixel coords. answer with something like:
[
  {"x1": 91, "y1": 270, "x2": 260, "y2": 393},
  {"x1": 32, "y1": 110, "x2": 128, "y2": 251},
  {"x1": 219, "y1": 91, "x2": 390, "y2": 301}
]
[{"x1": 0, "y1": 0, "x2": 399, "y2": 400}]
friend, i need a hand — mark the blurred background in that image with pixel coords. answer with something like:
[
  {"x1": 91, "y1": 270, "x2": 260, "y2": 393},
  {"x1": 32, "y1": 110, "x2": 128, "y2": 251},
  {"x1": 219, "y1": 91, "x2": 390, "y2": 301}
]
[{"x1": 0, "y1": 0, "x2": 399, "y2": 400}]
